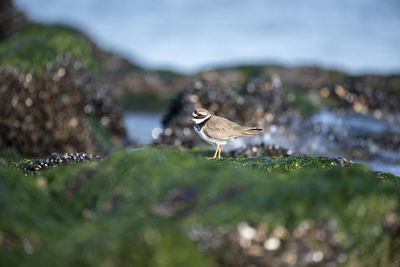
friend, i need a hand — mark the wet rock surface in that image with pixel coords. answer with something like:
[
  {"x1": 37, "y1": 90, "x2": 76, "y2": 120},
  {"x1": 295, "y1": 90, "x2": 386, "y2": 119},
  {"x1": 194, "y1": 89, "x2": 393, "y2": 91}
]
[
  {"x1": 273, "y1": 110, "x2": 400, "y2": 164},
  {"x1": 0, "y1": 56, "x2": 127, "y2": 156},
  {"x1": 20, "y1": 152, "x2": 103, "y2": 173}
]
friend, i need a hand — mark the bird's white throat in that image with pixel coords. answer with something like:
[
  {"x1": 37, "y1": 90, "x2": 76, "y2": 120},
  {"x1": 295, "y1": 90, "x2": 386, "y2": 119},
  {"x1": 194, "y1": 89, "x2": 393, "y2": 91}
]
[{"x1": 193, "y1": 114, "x2": 211, "y2": 124}]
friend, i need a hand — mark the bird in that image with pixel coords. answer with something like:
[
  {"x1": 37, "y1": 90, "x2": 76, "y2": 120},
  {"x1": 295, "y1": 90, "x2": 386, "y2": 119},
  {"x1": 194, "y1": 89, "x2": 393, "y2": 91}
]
[{"x1": 191, "y1": 108, "x2": 263, "y2": 159}]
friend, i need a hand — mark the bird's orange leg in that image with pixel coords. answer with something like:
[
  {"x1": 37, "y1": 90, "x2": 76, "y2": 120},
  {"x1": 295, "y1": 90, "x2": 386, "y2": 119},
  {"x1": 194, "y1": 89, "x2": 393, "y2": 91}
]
[
  {"x1": 218, "y1": 145, "x2": 222, "y2": 159},
  {"x1": 208, "y1": 144, "x2": 220, "y2": 159}
]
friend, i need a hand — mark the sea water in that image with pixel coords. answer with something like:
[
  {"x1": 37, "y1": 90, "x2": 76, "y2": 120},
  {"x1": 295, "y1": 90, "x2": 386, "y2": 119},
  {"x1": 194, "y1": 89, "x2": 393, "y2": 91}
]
[{"x1": 15, "y1": 0, "x2": 400, "y2": 74}]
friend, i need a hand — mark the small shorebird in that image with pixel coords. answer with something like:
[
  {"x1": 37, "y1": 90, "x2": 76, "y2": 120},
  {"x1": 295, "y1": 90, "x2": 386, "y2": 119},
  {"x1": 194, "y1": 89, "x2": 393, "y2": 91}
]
[{"x1": 191, "y1": 108, "x2": 263, "y2": 159}]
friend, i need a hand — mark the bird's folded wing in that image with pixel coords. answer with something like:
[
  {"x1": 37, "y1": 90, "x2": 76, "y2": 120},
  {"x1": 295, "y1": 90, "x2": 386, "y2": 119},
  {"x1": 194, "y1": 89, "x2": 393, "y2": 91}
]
[{"x1": 203, "y1": 116, "x2": 248, "y2": 139}]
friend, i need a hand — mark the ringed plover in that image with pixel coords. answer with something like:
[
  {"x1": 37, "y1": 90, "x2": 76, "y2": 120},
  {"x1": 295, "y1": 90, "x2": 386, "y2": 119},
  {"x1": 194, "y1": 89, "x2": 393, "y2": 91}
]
[{"x1": 192, "y1": 108, "x2": 263, "y2": 159}]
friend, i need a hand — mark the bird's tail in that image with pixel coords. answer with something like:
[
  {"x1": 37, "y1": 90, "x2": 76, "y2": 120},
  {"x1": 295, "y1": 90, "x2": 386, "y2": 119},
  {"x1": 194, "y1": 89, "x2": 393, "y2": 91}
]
[{"x1": 239, "y1": 127, "x2": 264, "y2": 136}]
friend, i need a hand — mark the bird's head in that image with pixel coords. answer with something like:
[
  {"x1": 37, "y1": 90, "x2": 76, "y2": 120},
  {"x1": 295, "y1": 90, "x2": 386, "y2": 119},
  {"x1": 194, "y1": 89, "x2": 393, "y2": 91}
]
[{"x1": 191, "y1": 108, "x2": 211, "y2": 124}]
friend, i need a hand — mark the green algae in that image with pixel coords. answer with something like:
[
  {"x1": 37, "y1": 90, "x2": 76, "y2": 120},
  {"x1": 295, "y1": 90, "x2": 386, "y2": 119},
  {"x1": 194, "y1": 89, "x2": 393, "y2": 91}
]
[
  {"x1": 0, "y1": 147, "x2": 25, "y2": 162},
  {"x1": 0, "y1": 147, "x2": 399, "y2": 266},
  {"x1": 223, "y1": 155, "x2": 345, "y2": 173},
  {"x1": 0, "y1": 23, "x2": 100, "y2": 75}
]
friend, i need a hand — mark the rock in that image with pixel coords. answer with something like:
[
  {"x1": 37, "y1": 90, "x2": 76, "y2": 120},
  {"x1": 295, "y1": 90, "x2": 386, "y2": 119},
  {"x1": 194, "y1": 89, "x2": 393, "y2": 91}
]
[
  {"x1": 198, "y1": 66, "x2": 400, "y2": 113},
  {"x1": 0, "y1": 56, "x2": 126, "y2": 156},
  {"x1": 187, "y1": 219, "x2": 345, "y2": 266},
  {"x1": 20, "y1": 152, "x2": 103, "y2": 173},
  {"x1": 106, "y1": 63, "x2": 400, "y2": 113},
  {"x1": 2, "y1": 147, "x2": 398, "y2": 266},
  {"x1": 0, "y1": 0, "x2": 28, "y2": 40},
  {"x1": 332, "y1": 157, "x2": 352, "y2": 167}
]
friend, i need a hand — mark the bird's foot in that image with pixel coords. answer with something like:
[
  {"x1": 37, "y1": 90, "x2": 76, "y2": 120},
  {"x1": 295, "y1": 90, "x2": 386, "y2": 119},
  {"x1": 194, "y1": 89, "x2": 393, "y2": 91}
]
[{"x1": 207, "y1": 156, "x2": 223, "y2": 160}]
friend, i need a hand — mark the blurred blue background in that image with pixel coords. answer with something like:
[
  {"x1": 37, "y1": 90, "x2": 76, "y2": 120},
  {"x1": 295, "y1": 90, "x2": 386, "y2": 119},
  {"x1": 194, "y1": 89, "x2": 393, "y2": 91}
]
[{"x1": 14, "y1": 0, "x2": 400, "y2": 74}]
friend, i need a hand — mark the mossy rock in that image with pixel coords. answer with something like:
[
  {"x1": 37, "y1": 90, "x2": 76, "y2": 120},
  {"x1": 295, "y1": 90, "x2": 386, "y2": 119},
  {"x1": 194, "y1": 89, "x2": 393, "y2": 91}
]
[
  {"x1": 0, "y1": 23, "x2": 100, "y2": 75},
  {"x1": 0, "y1": 147, "x2": 399, "y2": 266},
  {"x1": 0, "y1": 23, "x2": 127, "y2": 156}
]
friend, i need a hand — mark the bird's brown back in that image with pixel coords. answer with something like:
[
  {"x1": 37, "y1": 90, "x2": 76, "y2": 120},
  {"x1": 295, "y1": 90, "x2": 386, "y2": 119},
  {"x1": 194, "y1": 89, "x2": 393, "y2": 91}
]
[{"x1": 203, "y1": 115, "x2": 263, "y2": 139}]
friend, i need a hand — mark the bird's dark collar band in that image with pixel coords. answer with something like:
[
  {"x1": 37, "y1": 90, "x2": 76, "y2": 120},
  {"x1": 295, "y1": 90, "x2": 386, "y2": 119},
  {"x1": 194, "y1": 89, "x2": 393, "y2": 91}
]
[{"x1": 195, "y1": 116, "x2": 211, "y2": 131}]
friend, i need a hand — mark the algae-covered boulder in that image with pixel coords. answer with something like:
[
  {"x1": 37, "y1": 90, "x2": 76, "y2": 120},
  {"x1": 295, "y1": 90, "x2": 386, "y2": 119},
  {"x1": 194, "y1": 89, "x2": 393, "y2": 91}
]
[
  {"x1": 0, "y1": 24, "x2": 127, "y2": 156},
  {"x1": 0, "y1": 147, "x2": 399, "y2": 266}
]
